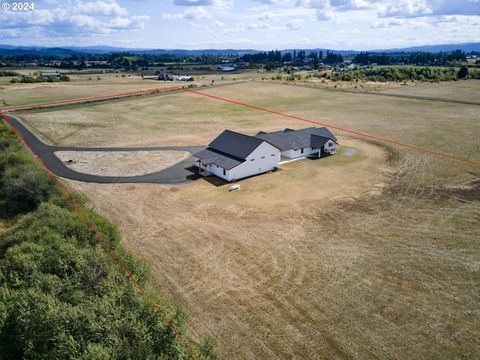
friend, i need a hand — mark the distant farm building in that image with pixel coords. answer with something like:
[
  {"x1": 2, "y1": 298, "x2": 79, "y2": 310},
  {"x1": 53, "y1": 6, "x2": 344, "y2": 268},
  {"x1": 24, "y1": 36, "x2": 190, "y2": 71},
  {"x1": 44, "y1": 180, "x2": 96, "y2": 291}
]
[
  {"x1": 158, "y1": 72, "x2": 174, "y2": 81},
  {"x1": 193, "y1": 127, "x2": 337, "y2": 181},
  {"x1": 39, "y1": 72, "x2": 62, "y2": 78},
  {"x1": 217, "y1": 64, "x2": 237, "y2": 72},
  {"x1": 176, "y1": 75, "x2": 194, "y2": 81}
]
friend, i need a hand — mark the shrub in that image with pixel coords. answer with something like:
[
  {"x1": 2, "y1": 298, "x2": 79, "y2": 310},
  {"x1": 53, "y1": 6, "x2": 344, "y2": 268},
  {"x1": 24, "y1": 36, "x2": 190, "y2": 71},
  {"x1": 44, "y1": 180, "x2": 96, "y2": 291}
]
[
  {"x1": 0, "y1": 71, "x2": 20, "y2": 77},
  {"x1": 0, "y1": 165, "x2": 57, "y2": 218}
]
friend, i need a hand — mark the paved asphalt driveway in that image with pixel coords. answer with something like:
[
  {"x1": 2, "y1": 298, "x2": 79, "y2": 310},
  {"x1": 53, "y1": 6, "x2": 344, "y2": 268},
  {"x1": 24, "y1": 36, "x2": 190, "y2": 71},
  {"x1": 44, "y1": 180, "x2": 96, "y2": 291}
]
[{"x1": 5, "y1": 115, "x2": 205, "y2": 184}]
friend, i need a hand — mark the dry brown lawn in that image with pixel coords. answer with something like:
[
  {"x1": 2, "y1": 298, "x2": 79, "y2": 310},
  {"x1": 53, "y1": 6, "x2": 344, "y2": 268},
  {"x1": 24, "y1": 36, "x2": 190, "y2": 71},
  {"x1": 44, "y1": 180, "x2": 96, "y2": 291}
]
[
  {"x1": 65, "y1": 138, "x2": 396, "y2": 359},
  {"x1": 0, "y1": 74, "x2": 180, "y2": 107},
  {"x1": 54, "y1": 150, "x2": 190, "y2": 177},
  {"x1": 14, "y1": 80, "x2": 480, "y2": 359},
  {"x1": 20, "y1": 81, "x2": 480, "y2": 184},
  {"x1": 375, "y1": 79, "x2": 480, "y2": 103},
  {"x1": 64, "y1": 134, "x2": 480, "y2": 359}
]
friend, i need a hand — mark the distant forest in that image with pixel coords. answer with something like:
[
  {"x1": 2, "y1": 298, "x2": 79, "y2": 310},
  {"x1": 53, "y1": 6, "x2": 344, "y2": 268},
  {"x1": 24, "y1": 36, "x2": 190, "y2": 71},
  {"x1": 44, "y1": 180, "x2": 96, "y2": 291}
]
[{"x1": 0, "y1": 49, "x2": 476, "y2": 71}]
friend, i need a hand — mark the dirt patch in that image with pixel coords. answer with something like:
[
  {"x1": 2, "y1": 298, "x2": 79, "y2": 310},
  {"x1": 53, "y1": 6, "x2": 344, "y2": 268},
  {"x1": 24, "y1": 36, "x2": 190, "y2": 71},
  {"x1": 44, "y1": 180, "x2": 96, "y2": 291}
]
[
  {"x1": 342, "y1": 147, "x2": 358, "y2": 157},
  {"x1": 54, "y1": 150, "x2": 190, "y2": 177}
]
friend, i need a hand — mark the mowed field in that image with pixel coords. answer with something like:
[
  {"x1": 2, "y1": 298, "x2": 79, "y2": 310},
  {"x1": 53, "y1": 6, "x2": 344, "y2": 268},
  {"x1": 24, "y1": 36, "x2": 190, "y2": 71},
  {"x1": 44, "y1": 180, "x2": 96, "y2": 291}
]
[
  {"x1": 376, "y1": 79, "x2": 480, "y2": 103},
  {"x1": 12, "y1": 80, "x2": 480, "y2": 359},
  {"x1": 0, "y1": 74, "x2": 180, "y2": 107},
  {"x1": 0, "y1": 70, "x2": 263, "y2": 107}
]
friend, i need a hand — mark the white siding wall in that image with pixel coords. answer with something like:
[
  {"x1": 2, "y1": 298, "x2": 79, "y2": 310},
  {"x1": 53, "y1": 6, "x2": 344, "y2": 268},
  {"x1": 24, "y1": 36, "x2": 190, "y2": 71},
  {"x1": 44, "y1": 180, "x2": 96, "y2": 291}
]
[
  {"x1": 281, "y1": 146, "x2": 319, "y2": 159},
  {"x1": 193, "y1": 159, "x2": 228, "y2": 179},
  {"x1": 207, "y1": 163, "x2": 227, "y2": 178},
  {"x1": 227, "y1": 142, "x2": 280, "y2": 181},
  {"x1": 324, "y1": 141, "x2": 337, "y2": 154},
  {"x1": 194, "y1": 139, "x2": 336, "y2": 181}
]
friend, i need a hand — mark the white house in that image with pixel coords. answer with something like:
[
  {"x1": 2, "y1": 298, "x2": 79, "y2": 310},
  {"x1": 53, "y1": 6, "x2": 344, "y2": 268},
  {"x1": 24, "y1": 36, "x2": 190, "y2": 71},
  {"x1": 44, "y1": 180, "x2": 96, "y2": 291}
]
[
  {"x1": 193, "y1": 130, "x2": 281, "y2": 182},
  {"x1": 193, "y1": 127, "x2": 337, "y2": 182},
  {"x1": 256, "y1": 127, "x2": 337, "y2": 160}
]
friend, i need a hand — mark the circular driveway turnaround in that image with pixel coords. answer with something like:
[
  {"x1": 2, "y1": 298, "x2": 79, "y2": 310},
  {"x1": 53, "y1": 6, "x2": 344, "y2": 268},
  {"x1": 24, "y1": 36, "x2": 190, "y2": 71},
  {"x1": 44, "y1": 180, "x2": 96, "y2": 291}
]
[{"x1": 5, "y1": 115, "x2": 205, "y2": 184}]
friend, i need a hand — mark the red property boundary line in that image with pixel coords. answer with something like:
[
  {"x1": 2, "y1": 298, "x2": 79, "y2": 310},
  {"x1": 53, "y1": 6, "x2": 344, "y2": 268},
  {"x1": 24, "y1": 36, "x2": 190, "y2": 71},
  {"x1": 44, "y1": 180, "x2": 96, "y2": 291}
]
[
  {"x1": 1, "y1": 84, "x2": 478, "y2": 358},
  {"x1": 0, "y1": 112, "x2": 198, "y2": 360},
  {"x1": 181, "y1": 88, "x2": 480, "y2": 168},
  {"x1": 0, "y1": 87, "x2": 182, "y2": 112}
]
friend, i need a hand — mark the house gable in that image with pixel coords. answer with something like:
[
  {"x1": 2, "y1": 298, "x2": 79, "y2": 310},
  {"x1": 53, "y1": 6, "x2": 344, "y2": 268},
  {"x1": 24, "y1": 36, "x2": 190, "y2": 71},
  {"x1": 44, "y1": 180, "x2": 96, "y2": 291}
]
[
  {"x1": 245, "y1": 141, "x2": 281, "y2": 162},
  {"x1": 209, "y1": 130, "x2": 265, "y2": 160}
]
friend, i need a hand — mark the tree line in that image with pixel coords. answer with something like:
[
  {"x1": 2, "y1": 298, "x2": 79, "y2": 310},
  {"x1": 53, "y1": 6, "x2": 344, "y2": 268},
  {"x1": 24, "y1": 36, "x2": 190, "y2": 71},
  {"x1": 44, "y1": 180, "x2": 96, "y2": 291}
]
[
  {"x1": 327, "y1": 65, "x2": 479, "y2": 82},
  {"x1": 0, "y1": 123, "x2": 216, "y2": 359},
  {"x1": 0, "y1": 49, "x2": 475, "y2": 72},
  {"x1": 240, "y1": 50, "x2": 343, "y2": 66},
  {"x1": 352, "y1": 50, "x2": 467, "y2": 66}
]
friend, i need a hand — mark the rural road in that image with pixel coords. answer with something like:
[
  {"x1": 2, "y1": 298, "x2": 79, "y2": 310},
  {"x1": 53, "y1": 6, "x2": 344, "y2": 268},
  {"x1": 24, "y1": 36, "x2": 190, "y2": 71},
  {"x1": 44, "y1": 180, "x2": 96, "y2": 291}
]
[{"x1": 4, "y1": 115, "x2": 205, "y2": 184}]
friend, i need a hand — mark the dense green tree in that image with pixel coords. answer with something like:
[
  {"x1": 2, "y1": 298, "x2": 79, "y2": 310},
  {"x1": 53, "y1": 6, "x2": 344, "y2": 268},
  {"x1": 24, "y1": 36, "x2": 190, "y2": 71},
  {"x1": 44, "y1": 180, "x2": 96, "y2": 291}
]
[{"x1": 458, "y1": 65, "x2": 469, "y2": 79}]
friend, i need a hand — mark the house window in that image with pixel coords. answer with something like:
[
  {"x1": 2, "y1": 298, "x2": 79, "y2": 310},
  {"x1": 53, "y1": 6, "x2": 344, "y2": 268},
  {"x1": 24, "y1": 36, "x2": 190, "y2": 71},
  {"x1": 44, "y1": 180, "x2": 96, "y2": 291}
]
[
  {"x1": 301, "y1": 148, "x2": 304, "y2": 154},
  {"x1": 261, "y1": 156, "x2": 265, "y2": 159},
  {"x1": 223, "y1": 169, "x2": 226, "y2": 176},
  {"x1": 271, "y1": 154, "x2": 275, "y2": 156}
]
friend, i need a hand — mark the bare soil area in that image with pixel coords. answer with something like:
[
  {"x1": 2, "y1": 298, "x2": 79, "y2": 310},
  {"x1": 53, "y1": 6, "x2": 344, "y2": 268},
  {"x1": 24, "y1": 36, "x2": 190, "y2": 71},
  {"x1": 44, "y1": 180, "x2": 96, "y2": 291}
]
[{"x1": 54, "y1": 150, "x2": 190, "y2": 177}]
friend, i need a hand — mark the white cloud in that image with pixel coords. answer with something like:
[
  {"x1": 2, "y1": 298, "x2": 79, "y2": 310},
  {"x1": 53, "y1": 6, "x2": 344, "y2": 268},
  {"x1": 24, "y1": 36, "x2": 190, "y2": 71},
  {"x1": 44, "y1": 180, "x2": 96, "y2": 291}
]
[
  {"x1": 258, "y1": 11, "x2": 278, "y2": 21},
  {"x1": 183, "y1": 7, "x2": 213, "y2": 19},
  {"x1": 108, "y1": 16, "x2": 149, "y2": 30},
  {"x1": 371, "y1": 18, "x2": 405, "y2": 28},
  {"x1": 69, "y1": 15, "x2": 102, "y2": 30},
  {"x1": 296, "y1": 0, "x2": 329, "y2": 9},
  {"x1": 380, "y1": 0, "x2": 432, "y2": 17},
  {"x1": 297, "y1": 0, "x2": 373, "y2": 22},
  {"x1": 380, "y1": 0, "x2": 480, "y2": 18},
  {"x1": 73, "y1": 1, "x2": 128, "y2": 17},
  {"x1": 251, "y1": 0, "x2": 286, "y2": 4},
  {"x1": 247, "y1": 22, "x2": 270, "y2": 29},
  {"x1": 286, "y1": 19, "x2": 304, "y2": 30},
  {"x1": 173, "y1": 0, "x2": 233, "y2": 7},
  {"x1": 329, "y1": 0, "x2": 371, "y2": 10},
  {"x1": 316, "y1": 9, "x2": 335, "y2": 20},
  {"x1": 0, "y1": 1, "x2": 149, "y2": 36},
  {"x1": 297, "y1": 0, "x2": 373, "y2": 10},
  {"x1": 174, "y1": 0, "x2": 213, "y2": 6},
  {"x1": 247, "y1": 4, "x2": 270, "y2": 12},
  {"x1": 163, "y1": 7, "x2": 212, "y2": 20}
]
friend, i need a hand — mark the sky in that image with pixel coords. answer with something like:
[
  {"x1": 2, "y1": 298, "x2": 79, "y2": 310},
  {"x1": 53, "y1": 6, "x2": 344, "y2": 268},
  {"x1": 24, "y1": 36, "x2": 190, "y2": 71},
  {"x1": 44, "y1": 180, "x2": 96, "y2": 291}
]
[{"x1": 0, "y1": 0, "x2": 479, "y2": 50}]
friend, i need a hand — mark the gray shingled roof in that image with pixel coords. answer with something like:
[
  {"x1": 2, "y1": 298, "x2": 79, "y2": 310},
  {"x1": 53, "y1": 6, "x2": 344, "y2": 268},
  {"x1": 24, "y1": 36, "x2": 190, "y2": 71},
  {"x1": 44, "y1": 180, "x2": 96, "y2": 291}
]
[
  {"x1": 310, "y1": 134, "x2": 331, "y2": 149},
  {"x1": 193, "y1": 129, "x2": 278, "y2": 170},
  {"x1": 193, "y1": 148, "x2": 243, "y2": 170},
  {"x1": 255, "y1": 127, "x2": 337, "y2": 151},
  {"x1": 209, "y1": 130, "x2": 265, "y2": 159}
]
